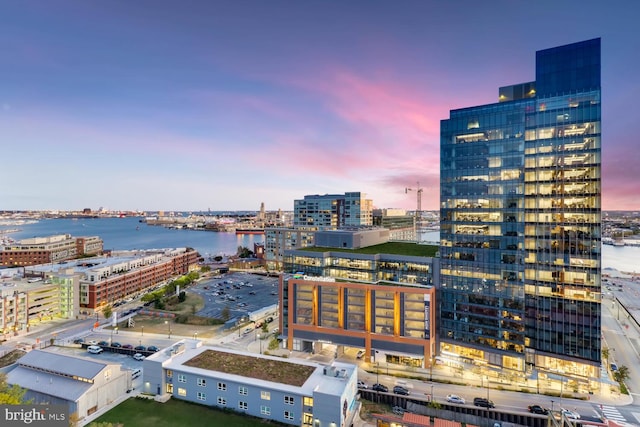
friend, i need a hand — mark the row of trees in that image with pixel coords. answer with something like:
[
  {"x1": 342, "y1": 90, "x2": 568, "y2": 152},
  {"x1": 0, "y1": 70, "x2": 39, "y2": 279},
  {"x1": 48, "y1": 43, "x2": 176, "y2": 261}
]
[{"x1": 602, "y1": 347, "x2": 631, "y2": 392}]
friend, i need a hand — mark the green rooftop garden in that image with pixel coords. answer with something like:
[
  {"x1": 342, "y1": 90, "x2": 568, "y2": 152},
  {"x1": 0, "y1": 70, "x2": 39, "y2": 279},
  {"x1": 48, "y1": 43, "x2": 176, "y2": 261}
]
[
  {"x1": 184, "y1": 350, "x2": 315, "y2": 387},
  {"x1": 299, "y1": 242, "x2": 438, "y2": 257}
]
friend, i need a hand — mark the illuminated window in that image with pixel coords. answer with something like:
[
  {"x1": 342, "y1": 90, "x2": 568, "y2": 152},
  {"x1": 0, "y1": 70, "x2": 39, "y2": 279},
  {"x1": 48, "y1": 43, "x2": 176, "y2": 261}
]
[
  {"x1": 303, "y1": 396, "x2": 314, "y2": 407},
  {"x1": 178, "y1": 388, "x2": 186, "y2": 396},
  {"x1": 261, "y1": 391, "x2": 271, "y2": 400}
]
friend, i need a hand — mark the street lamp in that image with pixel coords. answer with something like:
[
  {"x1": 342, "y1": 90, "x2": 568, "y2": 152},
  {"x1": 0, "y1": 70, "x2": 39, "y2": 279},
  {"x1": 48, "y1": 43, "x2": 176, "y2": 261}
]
[
  {"x1": 194, "y1": 332, "x2": 198, "y2": 340},
  {"x1": 257, "y1": 334, "x2": 262, "y2": 354},
  {"x1": 141, "y1": 326, "x2": 144, "y2": 336},
  {"x1": 115, "y1": 326, "x2": 118, "y2": 335},
  {"x1": 485, "y1": 375, "x2": 490, "y2": 402},
  {"x1": 550, "y1": 399, "x2": 555, "y2": 413},
  {"x1": 165, "y1": 320, "x2": 171, "y2": 339}
]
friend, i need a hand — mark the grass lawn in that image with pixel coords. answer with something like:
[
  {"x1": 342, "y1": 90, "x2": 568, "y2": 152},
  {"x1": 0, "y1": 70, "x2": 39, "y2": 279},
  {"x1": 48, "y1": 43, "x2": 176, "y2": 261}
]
[
  {"x1": 93, "y1": 397, "x2": 287, "y2": 427},
  {"x1": 300, "y1": 242, "x2": 438, "y2": 257}
]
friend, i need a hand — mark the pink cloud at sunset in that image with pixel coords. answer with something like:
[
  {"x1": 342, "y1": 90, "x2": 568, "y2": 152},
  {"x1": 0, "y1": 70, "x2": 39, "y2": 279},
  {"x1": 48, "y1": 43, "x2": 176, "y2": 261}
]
[{"x1": 0, "y1": 1, "x2": 638, "y2": 211}]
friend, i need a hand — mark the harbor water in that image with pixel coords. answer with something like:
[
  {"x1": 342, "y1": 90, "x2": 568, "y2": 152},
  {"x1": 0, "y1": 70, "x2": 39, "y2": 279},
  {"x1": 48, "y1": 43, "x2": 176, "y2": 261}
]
[{"x1": 1, "y1": 219, "x2": 637, "y2": 274}]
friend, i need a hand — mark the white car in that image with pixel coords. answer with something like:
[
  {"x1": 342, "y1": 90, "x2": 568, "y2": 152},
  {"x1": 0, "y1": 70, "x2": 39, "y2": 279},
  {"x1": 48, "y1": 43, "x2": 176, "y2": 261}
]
[
  {"x1": 357, "y1": 380, "x2": 368, "y2": 389},
  {"x1": 133, "y1": 353, "x2": 145, "y2": 361},
  {"x1": 561, "y1": 408, "x2": 580, "y2": 419},
  {"x1": 446, "y1": 394, "x2": 465, "y2": 404}
]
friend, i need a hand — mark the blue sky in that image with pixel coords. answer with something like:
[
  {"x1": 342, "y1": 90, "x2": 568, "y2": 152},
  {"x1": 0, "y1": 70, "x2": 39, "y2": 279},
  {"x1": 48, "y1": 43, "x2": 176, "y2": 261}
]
[{"x1": 1, "y1": 1, "x2": 638, "y2": 212}]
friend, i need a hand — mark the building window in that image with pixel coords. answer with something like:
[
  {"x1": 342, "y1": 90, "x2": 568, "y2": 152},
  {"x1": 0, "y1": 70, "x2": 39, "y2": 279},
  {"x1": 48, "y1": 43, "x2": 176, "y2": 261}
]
[
  {"x1": 284, "y1": 395, "x2": 294, "y2": 405},
  {"x1": 303, "y1": 413, "x2": 313, "y2": 425},
  {"x1": 284, "y1": 411, "x2": 294, "y2": 421},
  {"x1": 197, "y1": 378, "x2": 206, "y2": 387},
  {"x1": 217, "y1": 397, "x2": 226, "y2": 406},
  {"x1": 261, "y1": 391, "x2": 271, "y2": 400},
  {"x1": 238, "y1": 401, "x2": 248, "y2": 410},
  {"x1": 178, "y1": 374, "x2": 186, "y2": 383},
  {"x1": 238, "y1": 386, "x2": 248, "y2": 395},
  {"x1": 178, "y1": 388, "x2": 186, "y2": 396},
  {"x1": 166, "y1": 384, "x2": 173, "y2": 394},
  {"x1": 260, "y1": 406, "x2": 271, "y2": 415},
  {"x1": 197, "y1": 392, "x2": 206, "y2": 401},
  {"x1": 217, "y1": 382, "x2": 226, "y2": 391},
  {"x1": 303, "y1": 396, "x2": 314, "y2": 407}
]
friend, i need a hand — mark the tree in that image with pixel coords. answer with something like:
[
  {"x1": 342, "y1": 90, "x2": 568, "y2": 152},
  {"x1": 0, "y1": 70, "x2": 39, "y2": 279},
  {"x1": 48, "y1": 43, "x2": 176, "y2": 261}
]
[
  {"x1": 102, "y1": 305, "x2": 113, "y2": 321},
  {"x1": 221, "y1": 306, "x2": 231, "y2": 321},
  {"x1": 261, "y1": 322, "x2": 269, "y2": 334},
  {"x1": 0, "y1": 372, "x2": 29, "y2": 404},
  {"x1": 614, "y1": 365, "x2": 630, "y2": 383},
  {"x1": 602, "y1": 347, "x2": 609, "y2": 363}
]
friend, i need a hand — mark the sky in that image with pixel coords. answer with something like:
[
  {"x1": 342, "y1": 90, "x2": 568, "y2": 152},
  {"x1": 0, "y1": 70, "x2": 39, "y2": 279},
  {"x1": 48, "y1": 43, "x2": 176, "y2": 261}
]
[{"x1": 1, "y1": 1, "x2": 639, "y2": 212}]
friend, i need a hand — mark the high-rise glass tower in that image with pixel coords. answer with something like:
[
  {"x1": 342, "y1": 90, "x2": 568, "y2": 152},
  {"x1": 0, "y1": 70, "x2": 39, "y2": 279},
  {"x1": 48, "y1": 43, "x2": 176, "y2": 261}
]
[{"x1": 439, "y1": 39, "x2": 601, "y2": 392}]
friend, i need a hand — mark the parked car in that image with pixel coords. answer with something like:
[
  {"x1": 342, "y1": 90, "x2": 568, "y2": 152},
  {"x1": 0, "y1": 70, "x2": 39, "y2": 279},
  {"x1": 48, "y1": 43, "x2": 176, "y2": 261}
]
[
  {"x1": 73, "y1": 338, "x2": 84, "y2": 344},
  {"x1": 97, "y1": 341, "x2": 109, "y2": 347},
  {"x1": 122, "y1": 344, "x2": 133, "y2": 349},
  {"x1": 561, "y1": 408, "x2": 580, "y2": 419},
  {"x1": 266, "y1": 316, "x2": 274, "y2": 323},
  {"x1": 111, "y1": 342, "x2": 122, "y2": 348},
  {"x1": 357, "y1": 380, "x2": 368, "y2": 389},
  {"x1": 446, "y1": 394, "x2": 466, "y2": 404},
  {"x1": 356, "y1": 350, "x2": 365, "y2": 359},
  {"x1": 134, "y1": 345, "x2": 146, "y2": 352},
  {"x1": 528, "y1": 405, "x2": 548, "y2": 415},
  {"x1": 392, "y1": 406, "x2": 405, "y2": 415},
  {"x1": 255, "y1": 321, "x2": 263, "y2": 329},
  {"x1": 393, "y1": 385, "x2": 410, "y2": 395},
  {"x1": 133, "y1": 353, "x2": 145, "y2": 361},
  {"x1": 372, "y1": 383, "x2": 388, "y2": 392},
  {"x1": 147, "y1": 345, "x2": 159, "y2": 352},
  {"x1": 87, "y1": 345, "x2": 103, "y2": 354},
  {"x1": 473, "y1": 397, "x2": 495, "y2": 408},
  {"x1": 610, "y1": 363, "x2": 618, "y2": 372}
]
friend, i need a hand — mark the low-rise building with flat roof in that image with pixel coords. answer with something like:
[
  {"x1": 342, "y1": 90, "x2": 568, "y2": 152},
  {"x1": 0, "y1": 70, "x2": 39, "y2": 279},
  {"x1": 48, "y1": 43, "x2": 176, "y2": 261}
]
[
  {"x1": 6, "y1": 350, "x2": 130, "y2": 422},
  {"x1": 142, "y1": 340, "x2": 359, "y2": 427}
]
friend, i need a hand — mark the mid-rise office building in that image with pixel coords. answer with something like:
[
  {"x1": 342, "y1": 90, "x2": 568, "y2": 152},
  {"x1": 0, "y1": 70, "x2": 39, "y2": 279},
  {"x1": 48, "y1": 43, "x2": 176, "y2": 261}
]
[
  {"x1": 265, "y1": 192, "x2": 374, "y2": 272},
  {"x1": 25, "y1": 248, "x2": 200, "y2": 313},
  {"x1": 280, "y1": 275, "x2": 436, "y2": 368},
  {"x1": 293, "y1": 192, "x2": 373, "y2": 229},
  {"x1": 439, "y1": 39, "x2": 601, "y2": 392},
  {"x1": 0, "y1": 234, "x2": 103, "y2": 267}
]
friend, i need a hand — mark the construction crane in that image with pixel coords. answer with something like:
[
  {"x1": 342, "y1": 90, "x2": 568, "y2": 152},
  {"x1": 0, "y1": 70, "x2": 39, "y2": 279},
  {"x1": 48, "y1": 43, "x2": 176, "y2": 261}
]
[{"x1": 405, "y1": 182, "x2": 424, "y2": 237}]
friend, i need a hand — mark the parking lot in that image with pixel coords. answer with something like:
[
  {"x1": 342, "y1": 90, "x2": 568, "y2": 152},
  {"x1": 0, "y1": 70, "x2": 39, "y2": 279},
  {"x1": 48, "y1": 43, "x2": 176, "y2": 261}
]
[{"x1": 190, "y1": 272, "x2": 280, "y2": 320}]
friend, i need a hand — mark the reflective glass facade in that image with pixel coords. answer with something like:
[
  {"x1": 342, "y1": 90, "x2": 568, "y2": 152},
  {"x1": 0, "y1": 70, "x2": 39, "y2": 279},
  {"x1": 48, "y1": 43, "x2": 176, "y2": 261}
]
[{"x1": 439, "y1": 39, "x2": 601, "y2": 385}]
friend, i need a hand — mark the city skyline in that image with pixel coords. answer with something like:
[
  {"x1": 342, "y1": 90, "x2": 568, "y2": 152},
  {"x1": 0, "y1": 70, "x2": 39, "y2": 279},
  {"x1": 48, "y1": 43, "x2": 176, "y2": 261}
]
[{"x1": 2, "y1": 1, "x2": 639, "y2": 212}]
